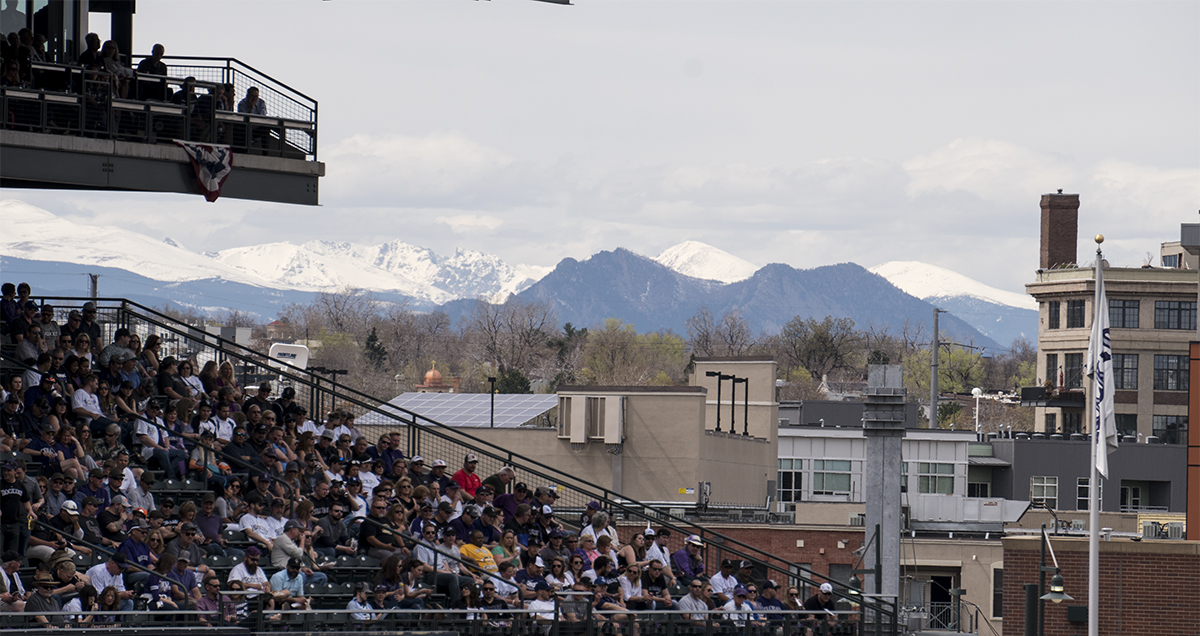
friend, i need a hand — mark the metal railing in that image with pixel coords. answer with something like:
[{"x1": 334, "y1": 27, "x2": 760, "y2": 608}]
[
  {"x1": 18, "y1": 296, "x2": 902, "y2": 635},
  {"x1": 0, "y1": 606, "x2": 868, "y2": 635},
  {"x1": 3, "y1": 56, "x2": 317, "y2": 159}
]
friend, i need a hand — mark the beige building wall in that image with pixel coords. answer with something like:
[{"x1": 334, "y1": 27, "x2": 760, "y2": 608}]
[
  {"x1": 690, "y1": 357, "x2": 780, "y2": 443},
  {"x1": 1026, "y1": 266, "x2": 1195, "y2": 439},
  {"x1": 902, "y1": 538, "x2": 1006, "y2": 636}
]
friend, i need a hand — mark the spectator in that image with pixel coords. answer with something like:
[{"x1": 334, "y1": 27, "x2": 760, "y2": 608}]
[
  {"x1": 0, "y1": 550, "x2": 26, "y2": 612},
  {"x1": 25, "y1": 571, "x2": 64, "y2": 627},
  {"x1": 452, "y1": 453, "x2": 483, "y2": 497},
  {"x1": 135, "y1": 43, "x2": 167, "y2": 75},
  {"x1": 196, "y1": 575, "x2": 236, "y2": 624},
  {"x1": 62, "y1": 583, "x2": 99, "y2": 625},
  {"x1": 672, "y1": 534, "x2": 706, "y2": 586},
  {"x1": 78, "y1": 302, "x2": 102, "y2": 352},
  {"x1": 227, "y1": 545, "x2": 270, "y2": 598},
  {"x1": 77, "y1": 32, "x2": 101, "y2": 66},
  {"x1": 270, "y1": 519, "x2": 329, "y2": 586},
  {"x1": 144, "y1": 553, "x2": 180, "y2": 611},
  {"x1": 237, "y1": 86, "x2": 266, "y2": 115},
  {"x1": 0, "y1": 461, "x2": 31, "y2": 552},
  {"x1": 314, "y1": 502, "x2": 354, "y2": 559},
  {"x1": 267, "y1": 557, "x2": 311, "y2": 610},
  {"x1": 84, "y1": 553, "x2": 135, "y2": 611}
]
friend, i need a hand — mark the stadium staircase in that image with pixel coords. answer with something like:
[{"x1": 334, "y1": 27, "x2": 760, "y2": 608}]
[{"x1": 6, "y1": 296, "x2": 902, "y2": 635}]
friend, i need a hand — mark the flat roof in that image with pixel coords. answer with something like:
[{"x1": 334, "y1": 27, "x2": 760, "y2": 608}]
[{"x1": 365, "y1": 392, "x2": 557, "y2": 428}]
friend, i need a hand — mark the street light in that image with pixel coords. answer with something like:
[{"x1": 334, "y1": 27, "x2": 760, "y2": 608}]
[
  {"x1": 971, "y1": 387, "x2": 982, "y2": 437},
  {"x1": 734, "y1": 377, "x2": 749, "y2": 435},
  {"x1": 1025, "y1": 523, "x2": 1073, "y2": 636},
  {"x1": 705, "y1": 371, "x2": 725, "y2": 432},
  {"x1": 488, "y1": 376, "x2": 497, "y2": 428}
]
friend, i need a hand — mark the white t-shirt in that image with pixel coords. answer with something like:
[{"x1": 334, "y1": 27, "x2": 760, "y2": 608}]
[
  {"x1": 72, "y1": 388, "x2": 101, "y2": 423},
  {"x1": 228, "y1": 562, "x2": 269, "y2": 597},
  {"x1": 298, "y1": 420, "x2": 324, "y2": 438},
  {"x1": 200, "y1": 417, "x2": 235, "y2": 442},
  {"x1": 709, "y1": 571, "x2": 738, "y2": 598},
  {"x1": 619, "y1": 575, "x2": 643, "y2": 603},
  {"x1": 137, "y1": 416, "x2": 165, "y2": 460},
  {"x1": 527, "y1": 597, "x2": 557, "y2": 620},
  {"x1": 85, "y1": 563, "x2": 125, "y2": 593},
  {"x1": 580, "y1": 524, "x2": 617, "y2": 543},
  {"x1": 237, "y1": 513, "x2": 277, "y2": 542}
]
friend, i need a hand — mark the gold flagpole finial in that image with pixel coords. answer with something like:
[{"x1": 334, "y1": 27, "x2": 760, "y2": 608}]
[{"x1": 1095, "y1": 234, "x2": 1104, "y2": 244}]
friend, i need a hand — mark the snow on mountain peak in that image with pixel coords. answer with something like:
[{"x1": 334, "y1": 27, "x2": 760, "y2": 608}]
[
  {"x1": 869, "y1": 261, "x2": 1036, "y2": 310},
  {"x1": 653, "y1": 240, "x2": 759, "y2": 283}
]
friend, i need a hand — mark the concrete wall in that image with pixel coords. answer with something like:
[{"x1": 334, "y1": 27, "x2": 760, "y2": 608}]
[{"x1": 902, "y1": 538, "x2": 1006, "y2": 636}]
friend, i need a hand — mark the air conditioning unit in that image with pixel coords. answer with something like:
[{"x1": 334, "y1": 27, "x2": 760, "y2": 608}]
[
  {"x1": 1071, "y1": 519, "x2": 1086, "y2": 531},
  {"x1": 850, "y1": 514, "x2": 866, "y2": 527},
  {"x1": 603, "y1": 396, "x2": 624, "y2": 444},
  {"x1": 1168, "y1": 522, "x2": 1185, "y2": 539},
  {"x1": 1142, "y1": 521, "x2": 1157, "y2": 537}
]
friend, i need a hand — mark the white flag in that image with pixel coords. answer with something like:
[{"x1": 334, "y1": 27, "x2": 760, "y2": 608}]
[{"x1": 1086, "y1": 256, "x2": 1119, "y2": 478}]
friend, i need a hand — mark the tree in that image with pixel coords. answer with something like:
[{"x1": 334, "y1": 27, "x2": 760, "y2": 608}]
[
  {"x1": 363, "y1": 327, "x2": 387, "y2": 369},
  {"x1": 467, "y1": 297, "x2": 557, "y2": 376},
  {"x1": 685, "y1": 307, "x2": 718, "y2": 357},
  {"x1": 579, "y1": 319, "x2": 687, "y2": 386},
  {"x1": 778, "y1": 316, "x2": 859, "y2": 379},
  {"x1": 716, "y1": 309, "x2": 755, "y2": 356},
  {"x1": 496, "y1": 368, "x2": 531, "y2": 394}
]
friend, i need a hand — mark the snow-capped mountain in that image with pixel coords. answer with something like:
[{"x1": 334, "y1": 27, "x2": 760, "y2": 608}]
[
  {"x1": 0, "y1": 199, "x2": 545, "y2": 311},
  {"x1": 654, "y1": 240, "x2": 759, "y2": 283},
  {"x1": 213, "y1": 240, "x2": 542, "y2": 304},
  {"x1": 0, "y1": 200, "x2": 278, "y2": 287},
  {"x1": 869, "y1": 260, "x2": 1037, "y2": 346}
]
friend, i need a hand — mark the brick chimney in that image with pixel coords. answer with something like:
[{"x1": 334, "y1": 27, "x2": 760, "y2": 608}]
[{"x1": 1040, "y1": 191, "x2": 1079, "y2": 269}]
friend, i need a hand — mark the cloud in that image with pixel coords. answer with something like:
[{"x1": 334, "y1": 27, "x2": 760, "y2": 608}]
[
  {"x1": 437, "y1": 214, "x2": 504, "y2": 233},
  {"x1": 902, "y1": 137, "x2": 1079, "y2": 204}
]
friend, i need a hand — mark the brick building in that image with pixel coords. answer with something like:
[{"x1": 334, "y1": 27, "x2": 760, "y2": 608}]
[{"x1": 1002, "y1": 535, "x2": 1200, "y2": 636}]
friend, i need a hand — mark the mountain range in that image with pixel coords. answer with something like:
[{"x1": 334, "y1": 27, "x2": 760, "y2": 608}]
[{"x1": 1, "y1": 199, "x2": 1034, "y2": 348}]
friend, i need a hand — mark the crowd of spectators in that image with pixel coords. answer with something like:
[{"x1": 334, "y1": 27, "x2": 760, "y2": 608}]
[
  {"x1": 1, "y1": 283, "x2": 852, "y2": 632},
  {"x1": 2, "y1": 24, "x2": 267, "y2": 141}
]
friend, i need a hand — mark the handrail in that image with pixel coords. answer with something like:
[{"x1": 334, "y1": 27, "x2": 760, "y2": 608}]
[{"x1": 24, "y1": 296, "x2": 901, "y2": 630}]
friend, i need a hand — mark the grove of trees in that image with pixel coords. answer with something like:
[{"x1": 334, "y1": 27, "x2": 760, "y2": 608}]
[{"x1": 191, "y1": 289, "x2": 1036, "y2": 428}]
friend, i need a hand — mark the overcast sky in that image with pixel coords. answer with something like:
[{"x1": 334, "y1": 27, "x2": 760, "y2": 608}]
[{"x1": 9, "y1": 0, "x2": 1198, "y2": 294}]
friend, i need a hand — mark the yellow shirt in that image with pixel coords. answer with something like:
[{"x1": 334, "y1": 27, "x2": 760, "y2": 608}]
[{"x1": 460, "y1": 543, "x2": 499, "y2": 574}]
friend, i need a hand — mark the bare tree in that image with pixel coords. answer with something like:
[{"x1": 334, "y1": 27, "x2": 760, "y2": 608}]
[
  {"x1": 716, "y1": 309, "x2": 755, "y2": 356},
  {"x1": 685, "y1": 307, "x2": 718, "y2": 357},
  {"x1": 778, "y1": 316, "x2": 859, "y2": 379},
  {"x1": 466, "y1": 297, "x2": 557, "y2": 376}
]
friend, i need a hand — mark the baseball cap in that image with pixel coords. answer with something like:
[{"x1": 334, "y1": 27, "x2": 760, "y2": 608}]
[
  {"x1": 411, "y1": 456, "x2": 424, "y2": 464},
  {"x1": 181, "y1": 522, "x2": 199, "y2": 533},
  {"x1": 288, "y1": 558, "x2": 303, "y2": 569},
  {"x1": 0, "y1": 551, "x2": 20, "y2": 563},
  {"x1": 534, "y1": 582, "x2": 551, "y2": 592},
  {"x1": 734, "y1": 587, "x2": 748, "y2": 598},
  {"x1": 272, "y1": 498, "x2": 286, "y2": 507},
  {"x1": 739, "y1": 560, "x2": 753, "y2": 569},
  {"x1": 82, "y1": 497, "x2": 100, "y2": 508},
  {"x1": 820, "y1": 582, "x2": 833, "y2": 594},
  {"x1": 61, "y1": 500, "x2": 79, "y2": 516},
  {"x1": 446, "y1": 479, "x2": 460, "y2": 490},
  {"x1": 463, "y1": 505, "x2": 481, "y2": 518},
  {"x1": 374, "y1": 583, "x2": 389, "y2": 592},
  {"x1": 534, "y1": 556, "x2": 546, "y2": 568},
  {"x1": 284, "y1": 519, "x2": 304, "y2": 531},
  {"x1": 685, "y1": 534, "x2": 703, "y2": 546},
  {"x1": 464, "y1": 453, "x2": 478, "y2": 463},
  {"x1": 762, "y1": 580, "x2": 779, "y2": 590},
  {"x1": 112, "y1": 494, "x2": 129, "y2": 507},
  {"x1": 541, "y1": 504, "x2": 554, "y2": 516},
  {"x1": 587, "y1": 501, "x2": 602, "y2": 510},
  {"x1": 321, "y1": 430, "x2": 335, "y2": 439},
  {"x1": 432, "y1": 459, "x2": 447, "y2": 468},
  {"x1": 111, "y1": 553, "x2": 129, "y2": 567},
  {"x1": 437, "y1": 502, "x2": 453, "y2": 513},
  {"x1": 244, "y1": 546, "x2": 262, "y2": 557},
  {"x1": 177, "y1": 553, "x2": 191, "y2": 563},
  {"x1": 201, "y1": 492, "x2": 216, "y2": 503},
  {"x1": 514, "y1": 482, "x2": 528, "y2": 493},
  {"x1": 548, "y1": 528, "x2": 564, "y2": 539},
  {"x1": 644, "y1": 528, "x2": 656, "y2": 537}
]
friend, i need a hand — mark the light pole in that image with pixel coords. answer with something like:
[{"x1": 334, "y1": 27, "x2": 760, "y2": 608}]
[
  {"x1": 1025, "y1": 523, "x2": 1074, "y2": 636},
  {"x1": 705, "y1": 371, "x2": 724, "y2": 432},
  {"x1": 971, "y1": 387, "x2": 982, "y2": 437},
  {"x1": 488, "y1": 376, "x2": 497, "y2": 428},
  {"x1": 734, "y1": 377, "x2": 749, "y2": 436}
]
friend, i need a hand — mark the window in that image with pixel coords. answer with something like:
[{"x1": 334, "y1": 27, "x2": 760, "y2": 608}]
[
  {"x1": 1120, "y1": 486, "x2": 1141, "y2": 511},
  {"x1": 918, "y1": 462, "x2": 954, "y2": 494},
  {"x1": 1116, "y1": 414, "x2": 1137, "y2": 438},
  {"x1": 1047, "y1": 301, "x2": 1060, "y2": 329},
  {"x1": 1077, "y1": 477, "x2": 1102, "y2": 511},
  {"x1": 1031, "y1": 476, "x2": 1058, "y2": 509},
  {"x1": 1044, "y1": 412, "x2": 1057, "y2": 433},
  {"x1": 1066, "y1": 300, "x2": 1086, "y2": 328},
  {"x1": 1063, "y1": 412, "x2": 1082, "y2": 436},
  {"x1": 1109, "y1": 299, "x2": 1139, "y2": 329},
  {"x1": 1046, "y1": 353, "x2": 1058, "y2": 386},
  {"x1": 1064, "y1": 352, "x2": 1083, "y2": 389},
  {"x1": 1163, "y1": 254, "x2": 1180, "y2": 268},
  {"x1": 1113, "y1": 354, "x2": 1138, "y2": 390},
  {"x1": 1153, "y1": 355, "x2": 1189, "y2": 391},
  {"x1": 777, "y1": 459, "x2": 802, "y2": 503},
  {"x1": 900, "y1": 462, "x2": 907, "y2": 494},
  {"x1": 812, "y1": 460, "x2": 852, "y2": 495},
  {"x1": 967, "y1": 482, "x2": 991, "y2": 498},
  {"x1": 992, "y1": 568, "x2": 1004, "y2": 619},
  {"x1": 1155, "y1": 301, "x2": 1197, "y2": 330},
  {"x1": 1152, "y1": 415, "x2": 1187, "y2": 445}
]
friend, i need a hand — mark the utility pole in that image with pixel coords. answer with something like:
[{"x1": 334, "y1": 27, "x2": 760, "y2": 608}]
[
  {"x1": 88, "y1": 273, "x2": 100, "y2": 299},
  {"x1": 930, "y1": 308, "x2": 943, "y2": 428}
]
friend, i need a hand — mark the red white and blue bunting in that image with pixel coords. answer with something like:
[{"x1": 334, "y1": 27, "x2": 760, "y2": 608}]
[{"x1": 174, "y1": 140, "x2": 234, "y2": 202}]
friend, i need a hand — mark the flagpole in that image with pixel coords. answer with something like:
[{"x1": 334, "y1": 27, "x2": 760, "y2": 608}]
[{"x1": 1088, "y1": 239, "x2": 1103, "y2": 636}]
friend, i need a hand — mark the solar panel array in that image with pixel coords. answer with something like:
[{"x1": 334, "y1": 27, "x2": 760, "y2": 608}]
[{"x1": 363, "y1": 392, "x2": 558, "y2": 428}]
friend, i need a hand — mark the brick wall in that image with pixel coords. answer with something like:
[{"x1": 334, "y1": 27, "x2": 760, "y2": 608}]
[
  {"x1": 1002, "y1": 535, "x2": 1200, "y2": 636},
  {"x1": 617, "y1": 522, "x2": 865, "y2": 584},
  {"x1": 1040, "y1": 193, "x2": 1079, "y2": 269}
]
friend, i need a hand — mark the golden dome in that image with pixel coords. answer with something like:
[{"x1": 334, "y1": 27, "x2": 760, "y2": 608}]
[{"x1": 424, "y1": 362, "x2": 443, "y2": 386}]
